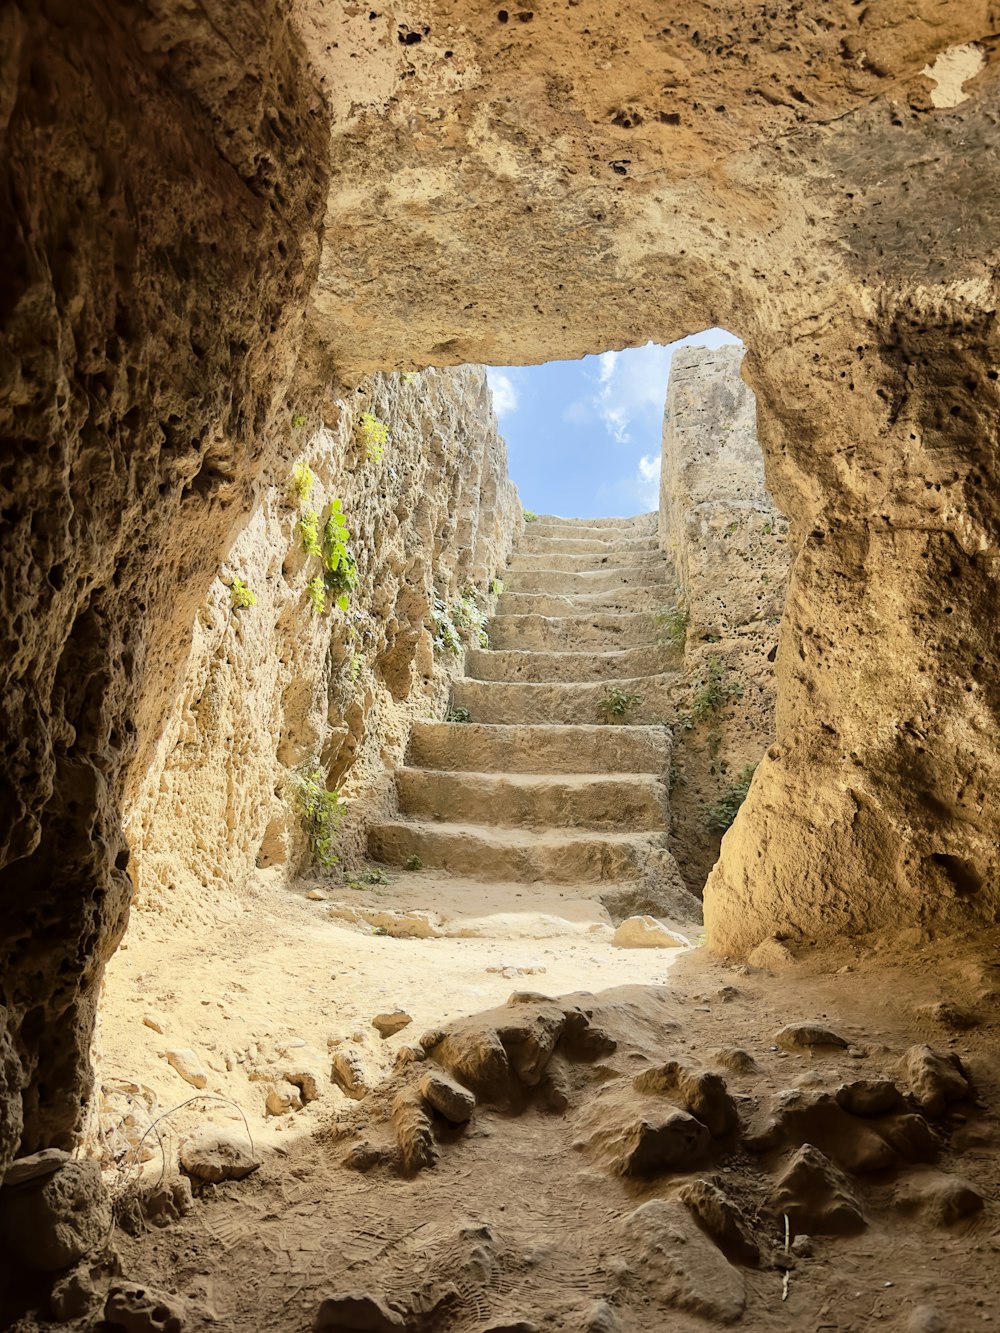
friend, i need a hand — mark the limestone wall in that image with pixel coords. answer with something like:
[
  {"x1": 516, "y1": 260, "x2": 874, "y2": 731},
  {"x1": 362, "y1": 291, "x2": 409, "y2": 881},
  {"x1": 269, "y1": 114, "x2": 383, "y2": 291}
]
[
  {"x1": 658, "y1": 346, "x2": 790, "y2": 894},
  {"x1": 123, "y1": 367, "x2": 519, "y2": 924}
]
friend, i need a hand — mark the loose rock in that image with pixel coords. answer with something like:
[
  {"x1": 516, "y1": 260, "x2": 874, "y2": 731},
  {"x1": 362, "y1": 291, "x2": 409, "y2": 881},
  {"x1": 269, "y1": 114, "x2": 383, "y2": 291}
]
[
  {"x1": 266, "y1": 1080, "x2": 303, "y2": 1116},
  {"x1": 747, "y1": 937, "x2": 796, "y2": 970},
  {"x1": 835, "y1": 1079, "x2": 904, "y2": 1117},
  {"x1": 105, "y1": 1283, "x2": 186, "y2": 1333},
  {"x1": 50, "y1": 1263, "x2": 98, "y2": 1321},
  {"x1": 179, "y1": 1127, "x2": 260, "y2": 1183},
  {"x1": 0, "y1": 1158, "x2": 112, "y2": 1271},
  {"x1": 164, "y1": 1048, "x2": 208, "y2": 1090},
  {"x1": 634, "y1": 1062, "x2": 739, "y2": 1138},
  {"x1": 622, "y1": 1199, "x2": 746, "y2": 1323},
  {"x1": 2, "y1": 1147, "x2": 71, "y2": 1188},
  {"x1": 903, "y1": 1044, "x2": 970, "y2": 1116},
  {"x1": 677, "y1": 1178, "x2": 760, "y2": 1266},
  {"x1": 710, "y1": 1047, "x2": 759, "y2": 1075},
  {"x1": 419, "y1": 1070, "x2": 476, "y2": 1123},
  {"x1": 612, "y1": 915, "x2": 687, "y2": 949},
  {"x1": 392, "y1": 1093, "x2": 438, "y2": 1174},
  {"x1": 620, "y1": 1110, "x2": 712, "y2": 1177},
  {"x1": 774, "y1": 1023, "x2": 848, "y2": 1052},
  {"x1": 372, "y1": 1011, "x2": 413, "y2": 1039},
  {"x1": 894, "y1": 1170, "x2": 985, "y2": 1225},
  {"x1": 331, "y1": 1051, "x2": 369, "y2": 1100},
  {"x1": 916, "y1": 1000, "x2": 976, "y2": 1030},
  {"x1": 767, "y1": 1144, "x2": 866, "y2": 1236}
]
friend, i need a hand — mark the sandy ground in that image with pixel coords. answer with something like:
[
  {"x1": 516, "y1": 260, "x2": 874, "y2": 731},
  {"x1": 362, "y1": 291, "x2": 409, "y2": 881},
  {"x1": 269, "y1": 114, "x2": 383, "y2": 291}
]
[{"x1": 73, "y1": 869, "x2": 1000, "y2": 1333}]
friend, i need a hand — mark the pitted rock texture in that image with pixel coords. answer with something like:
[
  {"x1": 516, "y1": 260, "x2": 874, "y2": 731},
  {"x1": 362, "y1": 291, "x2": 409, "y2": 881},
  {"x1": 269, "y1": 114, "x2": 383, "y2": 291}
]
[{"x1": 124, "y1": 366, "x2": 517, "y2": 917}]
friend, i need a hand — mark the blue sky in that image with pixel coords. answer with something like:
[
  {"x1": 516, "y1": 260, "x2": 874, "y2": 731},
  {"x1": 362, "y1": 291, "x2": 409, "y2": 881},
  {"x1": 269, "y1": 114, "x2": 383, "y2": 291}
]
[{"x1": 487, "y1": 328, "x2": 741, "y2": 520}]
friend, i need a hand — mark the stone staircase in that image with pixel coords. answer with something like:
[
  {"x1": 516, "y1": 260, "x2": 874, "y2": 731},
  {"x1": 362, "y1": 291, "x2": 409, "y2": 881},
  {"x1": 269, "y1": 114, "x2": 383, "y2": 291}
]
[{"x1": 368, "y1": 514, "x2": 682, "y2": 888}]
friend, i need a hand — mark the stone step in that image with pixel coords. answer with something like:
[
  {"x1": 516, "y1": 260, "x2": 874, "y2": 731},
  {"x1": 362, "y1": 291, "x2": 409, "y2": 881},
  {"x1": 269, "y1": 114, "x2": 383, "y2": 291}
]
[
  {"x1": 497, "y1": 585, "x2": 672, "y2": 616},
  {"x1": 450, "y1": 673, "x2": 680, "y2": 726},
  {"x1": 519, "y1": 534, "x2": 659, "y2": 557},
  {"x1": 368, "y1": 819, "x2": 666, "y2": 883},
  {"x1": 465, "y1": 644, "x2": 679, "y2": 683},
  {"x1": 504, "y1": 564, "x2": 674, "y2": 596},
  {"x1": 529, "y1": 513, "x2": 656, "y2": 533},
  {"x1": 407, "y1": 721, "x2": 671, "y2": 775},
  {"x1": 489, "y1": 611, "x2": 663, "y2": 652},
  {"x1": 396, "y1": 769, "x2": 668, "y2": 832},
  {"x1": 509, "y1": 550, "x2": 660, "y2": 574}
]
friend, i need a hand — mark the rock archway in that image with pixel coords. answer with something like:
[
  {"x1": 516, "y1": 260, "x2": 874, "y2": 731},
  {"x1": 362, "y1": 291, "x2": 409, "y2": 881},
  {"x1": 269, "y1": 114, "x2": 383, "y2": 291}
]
[{"x1": 2, "y1": 0, "x2": 999, "y2": 1189}]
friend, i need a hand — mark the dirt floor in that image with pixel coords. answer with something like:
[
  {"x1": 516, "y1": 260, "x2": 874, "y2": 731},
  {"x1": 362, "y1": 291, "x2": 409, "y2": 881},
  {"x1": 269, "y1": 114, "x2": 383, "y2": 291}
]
[{"x1": 20, "y1": 866, "x2": 1000, "y2": 1332}]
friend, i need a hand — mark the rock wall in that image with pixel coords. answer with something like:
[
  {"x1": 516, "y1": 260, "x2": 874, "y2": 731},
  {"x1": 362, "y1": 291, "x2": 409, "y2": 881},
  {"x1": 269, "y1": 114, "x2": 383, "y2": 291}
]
[
  {"x1": 0, "y1": 1, "x2": 327, "y2": 1176},
  {"x1": 658, "y1": 346, "x2": 790, "y2": 893},
  {"x1": 124, "y1": 367, "x2": 518, "y2": 920}
]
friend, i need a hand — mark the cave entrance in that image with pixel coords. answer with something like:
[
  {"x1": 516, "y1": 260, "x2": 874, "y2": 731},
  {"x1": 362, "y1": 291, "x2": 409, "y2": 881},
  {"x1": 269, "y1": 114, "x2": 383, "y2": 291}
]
[{"x1": 94, "y1": 327, "x2": 789, "y2": 1192}]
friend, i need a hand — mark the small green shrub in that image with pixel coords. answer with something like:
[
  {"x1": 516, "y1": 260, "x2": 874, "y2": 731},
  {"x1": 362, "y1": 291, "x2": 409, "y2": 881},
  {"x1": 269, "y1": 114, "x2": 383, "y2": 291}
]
[
  {"x1": 229, "y1": 577, "x2": 256, "y2": 610},
  {"x1": 362, "y1": 867, "x2": 389, "y2": 885},
  {"x1": 405, "y1": 854, "x2": 423, "y2": 871},
  {"x1": 598, "y1": 685, "x2": 644, "y2": 720},
  {"x1": 705, "y1": 764, "x2": 757, "y2": 833},
  {"x1": 445, "y1": 705, "x2": 471, "y2": 723},
  {"x1": 668, "y1": 765, "x2": 685, "y2": 793},
  {"x1": 305, "y1": 576, "x2": 327, "y2": 614},
  {"x1": 322, "y1": 500, "x2": 359, "y2": 610},
  {"x1": 356, "y1": 411, "x2": 390, "y2": 463},
  {"x1": 298, "y1": 509, "x2": 321, "y2": 556},
  {"x1": 523, "y1": 509, "x2": 538, "y2": 523},
  {"x1": 490, "y1": 577, "x2": 505, "y2": 597},
  {"x1": 401, "y1": 371, "x2": 418, "y2": 385},
  {"x1": 761, "y1": 520, "x2": 774, "y2": 536},
  {"x1": 656, "y1": 603, "x2": 689, "y2": 647},
  {"x1": 687, "y1": 655, "x2": 743, "y2": 727},
  {"x1": 350, "y1": 653, "x2": 363, "y2": 683},
  {"x1": 292, "y1": 766, "x2": 345, "y2": 867},
  {"x1": 451, "y1": 591, "x2": 489, "y2": 648},
  {"x1": 291, "y1": 461, "x2": 314, "y2": 501},
  {"x1": 432, "y1": 599, "x2": 462, "y2": 655}
]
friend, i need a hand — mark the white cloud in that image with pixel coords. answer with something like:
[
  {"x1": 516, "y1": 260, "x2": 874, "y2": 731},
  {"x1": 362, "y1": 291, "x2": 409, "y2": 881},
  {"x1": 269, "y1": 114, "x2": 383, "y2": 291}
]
[
  {"x1": 637, "y1": 452, "x2": 661, "y2": 509},
  {"x1": 597, "y1": 350, "x2": 618, "y2": 384},
  {"x1": 487, "y1": 369, "x2": 519, "y2": 418}
]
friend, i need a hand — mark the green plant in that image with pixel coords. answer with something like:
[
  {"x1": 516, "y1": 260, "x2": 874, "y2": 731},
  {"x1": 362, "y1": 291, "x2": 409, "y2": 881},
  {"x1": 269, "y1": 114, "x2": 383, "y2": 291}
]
[
  {"x1": 291, "y1": 412, "x2": 308, "y2": 429},
  {"x1": 657, "y1": 603, "x2": 689, "y2": 647},
  {"x1": 598, "y1": 685, "x2": 644, "y2": 720},
  {"x1": 350, "y1": 653, "x2": 363, "y2": 683},
  {"x1": 761, "y1": 520, "x2": 774, "y2": 536},
  {"x1": 356, "y1": 411, "x2": 390, "y2": 463},
  {"x1": 687, "y1": 655, "x2": 743, "y2": 727},
  {"x1": 372, "y1": 925, "x2": 389, "y2": 936},
  {"x1": 401, "y1": 372, "x2": 418, "y2": 385},
  {"x1": 490, "y1": 577, "x2": 505, "y2": 597},
  {"x1": 405, "y1": 854, "x2": 423, "y2": 871},
  {"x1": 306, "y1": 576, "x2": 327, "y2": 614},
  {"x1": 451, "y1": 591, "x2": 489, "y2": 648},
  {"x1": 523, "y1": 509, "x2": 538, "y2": 523},
  {"x1": 229, "y1": 577, "x2": 256, "y2": 610},
  {"x1": 291, "y1": 461, "x2": 314, "y2": 501},
  {"x1": 321, "y1": 500, "x2": 359, "y2": 610},
  {"x1": 445, "y1": 705, "x2": 471, "y2": 723},
  {"x1": 726, "y1": 520, "x2": 739, "y2": 535},
  {"x1": 298, "y1": 509, "x2": 321, "y2": 556},
  {"x1": 668, "y1": 765, "x2": 685, "y2": 793},
  {"x1": 362, "y1": 867, "x2": 389, "y2": 885},
  {"x1": 705, "y1": 764, "x2": 756, "y2": 833},
  {"x1": 292, "y1": 766, "x2": 345, "y2": 867},
  {"x1": 432, "y1": 599, "x2": 461, "y2": 655}
]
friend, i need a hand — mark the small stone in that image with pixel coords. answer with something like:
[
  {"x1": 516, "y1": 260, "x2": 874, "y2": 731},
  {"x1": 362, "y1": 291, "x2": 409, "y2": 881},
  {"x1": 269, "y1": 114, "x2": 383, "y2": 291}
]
[
  {"x1": 710, "y1": 1047, "x2": 759, "y2": 1075},
  {"x1": 142, "y1": 1014, "x2": 166, "y2": 1034},
  {"x1": 903, "y1": 1044, "x2": 970, "y2": 1117},
  {"x1": 634, "y1": 1062, "x2": 739, "y2": 1138},
  {"x1": 266, "y1": 1080, "x2": 303, "y2": 1116},
  {"x1": 879, "y1": 1112, "x2": 940, "y2": 1163},
  {"x1": 790, "y1": 1235, "x2": 813, "y2": 1258},
  {"x1": 164, "y1": 1048, "x2": 208, "y2": 1090},
  {"x1": 314, "y1": 1293, "x2": 406, "y2": 1331},
  {"x1": 584, "y1": 1301, "x2": 620, "y2": 1332},
  {"x1": 105, "y1": 1283, "x2": 186, "y2": 1333},
  {"x1": 2, "y1": 1147, "x2": 71, "y2": 1188},
  {"x1": 331, "y1": 1051, "x2": 369, "y2": 1100},
  {"x1": 747, "y1": 937, "x2": 796, "y2": 970},
  {"x1": 774, "y1": 1023, "x2": 848, "y2": 1052},
  {"x1": 622, "y1": 1199, "x2": 746, "y2": 1323},
  {"x1": 612, "y1": 915, "x2": 688, "y2": 949},
  {"x1": 372, "y1": 1011, "x2": 413, "y2": 1039},
  {"x1": 392, "y1": 1094, "x2": 438, "y2": 1174},
  {"x1": 284, "y1": 1068, "x2": 322, "y2": 1103},
  {"x1": 835, "y1": 1079, "x2": 905, "y2": 1117},
  {"x1": 306, "y1": 888, "x2": 328, "y2": 901},
  {"x1": 419, "y1": 1070, "x2": 476, "y2": 1123},
  {"x1": 179, "y1": 1127, "x2": 260, "y2": 1183},
  {"x1": 0, "y1": 1159, "x2": 111, "y2": 1272}
]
